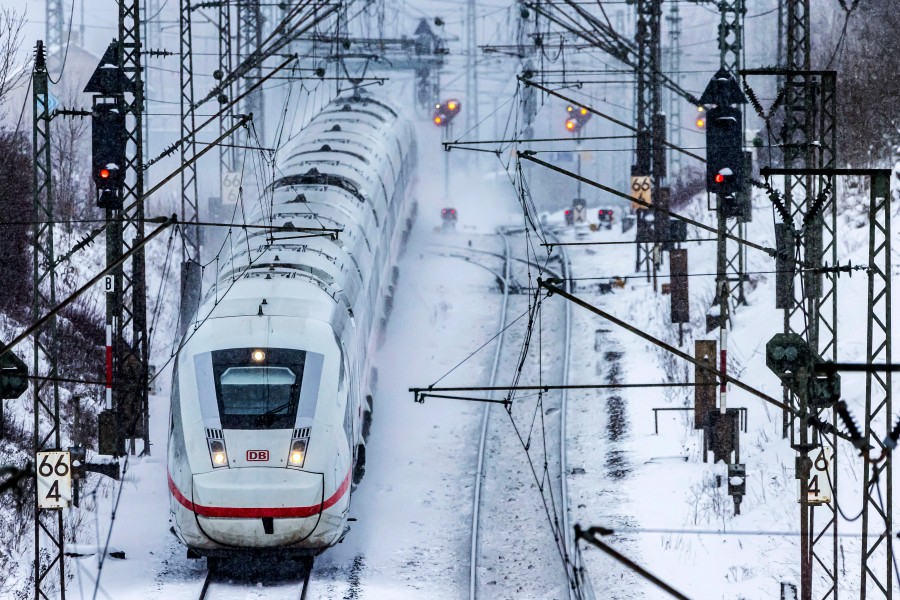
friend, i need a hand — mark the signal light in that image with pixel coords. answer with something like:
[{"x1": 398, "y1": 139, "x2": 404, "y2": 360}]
[
  {"x1": 706, "y1": 105, "x2": 743, "y2": 195},
  {"x1": 696, "y1": 105, "x2": 706, "y2": 129},
  {"x1": 92, "y1": 102, "x2": 126, "y2": 209},
  {"x1": 565, "y1": 105, "x2": 591, "y2": 133},
  {"x1": 433, "y1": 99, "x2": 461, "y2": 127}
]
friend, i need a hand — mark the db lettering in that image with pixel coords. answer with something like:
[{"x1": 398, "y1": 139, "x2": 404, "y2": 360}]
[{"x1": 246, "y1": 450, "x2": 269, "y2": 462}]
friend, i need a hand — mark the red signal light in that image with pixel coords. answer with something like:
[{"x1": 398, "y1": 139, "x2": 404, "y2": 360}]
[
  {"x1": 99, "y1": 168, "x2": 110, "y2": 179},
  {"x1": 714, "y1": 173, "x2": 726, "y2": 184}
]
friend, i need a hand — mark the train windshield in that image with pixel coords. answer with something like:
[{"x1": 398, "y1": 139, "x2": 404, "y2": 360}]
[{"x1": 211, "y1": 348, "x2": 306, "y2": 429}]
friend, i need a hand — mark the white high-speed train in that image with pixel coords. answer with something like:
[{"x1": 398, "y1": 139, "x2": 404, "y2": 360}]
[{"x1": 167, "y1": 91, "x2": 417, "y2": 559}]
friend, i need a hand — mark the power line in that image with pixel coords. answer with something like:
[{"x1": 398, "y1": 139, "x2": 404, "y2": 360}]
[{"x1": 576, "y1": 525, "x2": 693, "y2": 600}]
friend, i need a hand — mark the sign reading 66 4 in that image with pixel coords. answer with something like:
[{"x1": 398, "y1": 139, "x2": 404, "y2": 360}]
[
  {"x1": 630, "y1": 175, "x2": 652, "y2": 210},
  {"x1": 36, "y1": 451, "x2": 72, "y2": 509},
  {"x1": 806, "y1": 447, "x2": 833, "y2": 506},
  {"x1": 222, "y1": 171, "x2": 242, "y2": 206}
]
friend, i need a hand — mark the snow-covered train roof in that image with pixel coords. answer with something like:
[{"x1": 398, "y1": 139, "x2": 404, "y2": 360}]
[{"x1": 196, "y1": 90, "x2": 416, "y2": 334}]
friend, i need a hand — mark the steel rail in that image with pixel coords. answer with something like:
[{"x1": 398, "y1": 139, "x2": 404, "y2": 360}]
[
  {"x1": 469, "y1": 231, "x2": 511, "y2": 600},
  {"x1": 550, "y1": 230, "x2": 576, "y2": 600},
  {"x1": 197, "y1": 561, "x2": 313, "y2": 599}
]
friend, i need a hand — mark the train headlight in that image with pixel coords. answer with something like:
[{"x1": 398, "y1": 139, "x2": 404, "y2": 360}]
[
  {"x1": 288, "y1": 438, "x2": 308, "y2": 467},
  {"x1": 208, "y1": 439, "x2": 229, "y2": 468},
  {"x1": 251, "y1": 349, "x2": 265, "y2": 362}
]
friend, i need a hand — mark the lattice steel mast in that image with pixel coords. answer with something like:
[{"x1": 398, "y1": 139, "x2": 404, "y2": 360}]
[
  {"x1": 116, "y1": 0, "x2": 149, "y2": 454},
  {"x1": 238, "y1": 0, "x2": 264, "y2": 142},
  {"x1": 633, "y1": 0, "x2": 664, "y2": 281},
  {"x1": 859, "y1": 171, "x2": 893, "y2": 600},
  {"x1": 218, "y1": 0, "x2": 236, "y2": 197},
  {"x1": 466, "y1": 0, "x2": 479, "y2": 138},
  {"x1": 46, "y1": 0, "x2": 64, "y2": 54},
  {"x1": 664, "y1": 2, "x2": 681, "y2": 180},
  {"x1": 31, "y1": 41, "x2": 65, "y2": 600},
  {"x1": 777, "y1": 0, "x2": 840, "y2": 597},
  {"x1": 180, "y1": 0, "x2": 199, "y2": 261},
  {"x1": 719, "y1": 0, "x2": 747, "y2": 308}
]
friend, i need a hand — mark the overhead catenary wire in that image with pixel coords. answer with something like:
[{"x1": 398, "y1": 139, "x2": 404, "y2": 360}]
[
  {"x1": 538, "y1": 280, "x2": 854, "y2": 444},
  {"x1": 517, "y1": 152, "x2": 867, "y2": 277}
]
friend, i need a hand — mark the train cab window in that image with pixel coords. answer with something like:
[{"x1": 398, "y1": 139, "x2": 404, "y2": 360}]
[{"x1": 211, "y1": 348, "x2": 306, "y2": 429}]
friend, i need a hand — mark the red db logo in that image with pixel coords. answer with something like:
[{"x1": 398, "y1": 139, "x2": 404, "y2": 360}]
[{"x1": 246, "y1": 450, "x2": 269, "y2": 461}]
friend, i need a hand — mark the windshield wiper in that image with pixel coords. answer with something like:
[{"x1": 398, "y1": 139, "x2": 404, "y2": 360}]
[{"x1": 261, "y1": 401, "x2": 292, "y2": 417}]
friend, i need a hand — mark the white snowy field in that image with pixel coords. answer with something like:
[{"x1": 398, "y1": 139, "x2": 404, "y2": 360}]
[{"x1": 558, "y1": 180, "x2": 900, "y2": 599}]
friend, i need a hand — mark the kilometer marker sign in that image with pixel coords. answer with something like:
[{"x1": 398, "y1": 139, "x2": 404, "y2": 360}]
[{"x1": 36, "y1": 451, "x2": 72, "y2": 509}]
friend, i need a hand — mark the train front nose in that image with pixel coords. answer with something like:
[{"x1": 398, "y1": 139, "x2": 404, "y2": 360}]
[{"x1": 191, "y1": 467, "x2": 326, "y2": 547}]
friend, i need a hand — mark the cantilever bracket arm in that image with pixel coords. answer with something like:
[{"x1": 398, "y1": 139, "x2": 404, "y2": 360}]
[{"x1": 409, "y1": 382, "x2": 707, "y2": 404}]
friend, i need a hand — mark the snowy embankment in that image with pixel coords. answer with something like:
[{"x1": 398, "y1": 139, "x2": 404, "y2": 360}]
[{"x1": 563, "y1": 180, "x2": 900, "y2": 599}]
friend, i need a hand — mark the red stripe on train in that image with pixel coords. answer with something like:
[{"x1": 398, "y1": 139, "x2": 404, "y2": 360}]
[{"x1": 168, "y1": 470, "x2": 351, "y2": 519}]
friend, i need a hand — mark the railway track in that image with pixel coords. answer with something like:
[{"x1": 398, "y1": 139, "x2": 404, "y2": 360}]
[
  {"x1": 463, "y1": 228, "x2": 574, "y2": 600},
  {"x1": 197, "y1": 559, "x2": 313, "y2": 600}
]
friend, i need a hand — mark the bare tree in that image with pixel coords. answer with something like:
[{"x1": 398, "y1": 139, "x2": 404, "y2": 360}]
[
  {"x1": 52, "y1": 88, "x2": 94, "y2": 228},
  {"x1": 813, "y1": 4, "x2": 900, "y2": 166},
  {"x1": 0, "y1": 8, "x2": 27, "y2": 120}
]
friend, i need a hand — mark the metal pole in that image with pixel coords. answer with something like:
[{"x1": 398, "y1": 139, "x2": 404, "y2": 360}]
[
  {"x1": 180, "y1": 0, "x2": 200, "y2": 261},
  {"x1": 466, "y1": 0, "x2": 478, "y2": 139},
  {"x1": 118, "y1": 0, "x2": 150, "y2": 455},
  {"x1": 46, "y1": 0, "x2": 64, "y2": 55},
  {"x1": 238, "y1": 0, "x2": 264, "y2": 143},
  {"x1": 860, "y1": 172, "x2": 893, "y2": 600},
  {"x1": 31, "y1": 41, "x2": 65, "y2": 600}
]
